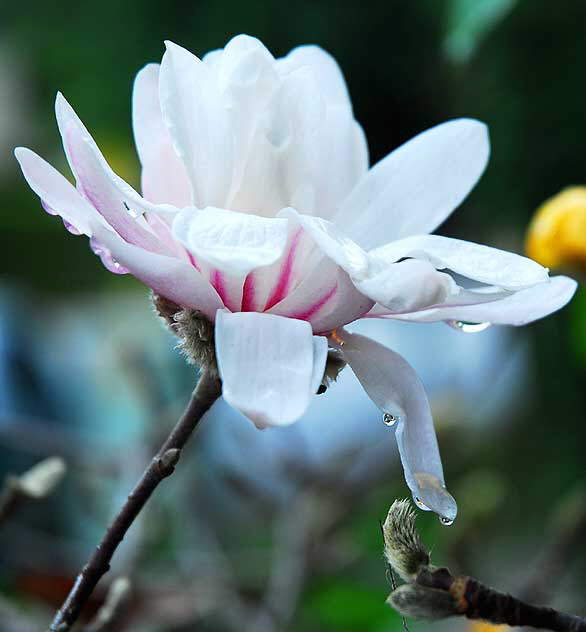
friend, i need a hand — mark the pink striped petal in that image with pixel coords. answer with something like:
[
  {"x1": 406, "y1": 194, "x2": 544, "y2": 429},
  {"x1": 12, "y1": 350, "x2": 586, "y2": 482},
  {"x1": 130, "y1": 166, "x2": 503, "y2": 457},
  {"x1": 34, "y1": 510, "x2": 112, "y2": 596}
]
[
  {"x1": 55, "y1": 93, "x2": 169, "y2": 254},
  {"x1": 92, "y1": 224, "x2": 224, "y2": 319}
]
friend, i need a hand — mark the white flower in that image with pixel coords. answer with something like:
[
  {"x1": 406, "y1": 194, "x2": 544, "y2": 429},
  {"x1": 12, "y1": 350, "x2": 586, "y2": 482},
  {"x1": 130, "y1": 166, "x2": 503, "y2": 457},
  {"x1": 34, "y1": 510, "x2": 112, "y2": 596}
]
[{"x1": 14, "y1": 35, "x2": 576, "y2": 521}]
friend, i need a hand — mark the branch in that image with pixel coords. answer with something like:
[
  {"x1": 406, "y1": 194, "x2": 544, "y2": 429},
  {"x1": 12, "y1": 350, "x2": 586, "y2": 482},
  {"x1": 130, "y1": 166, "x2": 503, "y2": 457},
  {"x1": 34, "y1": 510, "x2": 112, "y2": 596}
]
[
  {"x1": 47, "y1": 369, "x2": 222, "y2": 632},
  {"x1": 83, "y1": 576, "x2": 131, "y2": 632},
  {"x1": 383, "y1": 500, "x2": 586, "y2": 631}
]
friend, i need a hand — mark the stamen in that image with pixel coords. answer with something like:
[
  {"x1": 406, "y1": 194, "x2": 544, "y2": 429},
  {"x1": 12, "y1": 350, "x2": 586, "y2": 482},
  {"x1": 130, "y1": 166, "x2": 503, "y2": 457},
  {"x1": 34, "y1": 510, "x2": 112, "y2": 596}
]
[{"x1": 330, "y1": 329, "x2": 346, "y2": 346}]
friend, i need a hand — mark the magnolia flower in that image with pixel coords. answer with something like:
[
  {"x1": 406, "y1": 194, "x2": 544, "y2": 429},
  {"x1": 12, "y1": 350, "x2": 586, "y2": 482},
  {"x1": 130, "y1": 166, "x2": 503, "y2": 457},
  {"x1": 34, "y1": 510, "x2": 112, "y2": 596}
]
[{"x1": 15, "y1": 35, "x2": 576, "y2": 522}]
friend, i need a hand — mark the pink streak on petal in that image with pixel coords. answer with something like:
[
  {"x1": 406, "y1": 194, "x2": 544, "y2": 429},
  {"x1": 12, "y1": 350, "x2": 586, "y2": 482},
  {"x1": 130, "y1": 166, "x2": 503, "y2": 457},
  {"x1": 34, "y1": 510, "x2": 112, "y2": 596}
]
[
  {"x1": 263, "y1": 228, "x2": 303, "y2": 310},
  {"x1": 187, "y1": 251, "x2": 201, "y2": 272},
  {"x1": 241, "y1": 272, "x2": 257, "y2": 311},
  {"x1": 210, "y1": 269, "x2": 239, "y2": 311},
  {"x1": 288, "y1": 284, "x2": 338, "y2": 322}
]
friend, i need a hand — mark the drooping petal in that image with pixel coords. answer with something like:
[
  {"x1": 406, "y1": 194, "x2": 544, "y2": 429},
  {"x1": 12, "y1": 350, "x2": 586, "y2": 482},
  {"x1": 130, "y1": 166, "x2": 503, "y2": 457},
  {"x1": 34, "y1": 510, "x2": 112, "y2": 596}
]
[
  {"x1": 215, "y1": 311, "x2": 327, "y2": 427},
  {"x1": 335, "y1": 119, "x2": 490, "y2": 248},
  {"x1": 385, "y1": 276, "x2": 577, "y2": 326},
  {"x1": 55, "y1": 93, "x2": 168, "y2": 254},
  {"x1": 92, "y1": 224, "x2": 224, "y2": 319},
  {"x1": 369, "y1": 234, "x2": 549, "y2": 290},
  {"x1": 14, "y1": 147, "x2": 105, "y2": 236},
  {"x1": 332, "y1": 331, "x2": 457, "y2": 521},
  {"x1": 172, "y1": 206, "x2": 289, "y2": 277},
  {"x1": 159, "y1": 41, "x2": 233, "y2": 208},
  {"x1": 132, "y1": 63, "x2": 192, "y2": 206},
  {"x1": 309, "y1": 335, "x2": 329, "y2": 394},
  {"x1": 354, "y1": 259, "x2": 460, "y2": 312}
]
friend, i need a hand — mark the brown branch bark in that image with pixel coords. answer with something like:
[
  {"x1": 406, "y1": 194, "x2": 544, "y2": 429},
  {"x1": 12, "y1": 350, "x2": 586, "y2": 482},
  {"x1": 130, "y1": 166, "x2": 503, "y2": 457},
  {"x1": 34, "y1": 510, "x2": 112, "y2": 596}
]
[
  {"x1": 47, "y1": 369, "x2": 221, "y2": 632},
  {"x1": 402, "y1": 565, "x2": 586, "y2": 631}
]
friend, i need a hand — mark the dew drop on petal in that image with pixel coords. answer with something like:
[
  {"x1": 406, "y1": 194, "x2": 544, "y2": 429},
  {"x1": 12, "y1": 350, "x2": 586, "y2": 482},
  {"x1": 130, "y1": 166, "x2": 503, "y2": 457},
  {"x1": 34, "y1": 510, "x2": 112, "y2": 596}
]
[
  {"x1": 63, "y1": 220, "x2": 82, "y2": 235},
  {"x1": 412, "y1": 472, "x2": 457, "y2": 522},
  {"x1": 439, "y1": 516, "x2": 454, "y2": 526},
  {"x1": 41, "y1": 200, "x2": 58, "y2": 216},
  {"x1": 382, "y1": 412, "x2": 399, "y2": 426},
  {"x1": 90, "y1": 238, "x2": 129, "y2": 275},
  {"x1": 447, "y1": 320, "x2": 491, "y2": 333}
]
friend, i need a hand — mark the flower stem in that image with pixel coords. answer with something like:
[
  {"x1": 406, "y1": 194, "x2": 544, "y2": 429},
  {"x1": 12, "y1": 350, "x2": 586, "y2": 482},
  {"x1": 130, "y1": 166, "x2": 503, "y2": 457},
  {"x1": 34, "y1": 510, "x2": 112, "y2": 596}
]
[{"x1": 47, "y1": 369, "x2": 222, "y2": 632}]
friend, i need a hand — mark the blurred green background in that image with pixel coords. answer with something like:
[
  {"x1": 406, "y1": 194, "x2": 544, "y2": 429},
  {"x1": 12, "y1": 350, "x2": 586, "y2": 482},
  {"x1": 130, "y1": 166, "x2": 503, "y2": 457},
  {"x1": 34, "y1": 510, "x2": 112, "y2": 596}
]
[{"x1": 0, "y1": 1, "x2": 585, "y2": 631}]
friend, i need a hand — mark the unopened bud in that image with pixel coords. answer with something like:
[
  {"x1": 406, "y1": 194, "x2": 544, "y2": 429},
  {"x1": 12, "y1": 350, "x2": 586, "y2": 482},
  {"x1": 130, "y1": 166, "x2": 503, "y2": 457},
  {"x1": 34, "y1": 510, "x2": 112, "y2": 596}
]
[
  {"x1": 387, "y1": 583, "x2": 458, "y2": 620},
  {"x1": 382, "y1": 499, "x2": 430, "y2": 581},
  {"x1": 152, "y1": 293, "x2": 217, "y2": 372}
]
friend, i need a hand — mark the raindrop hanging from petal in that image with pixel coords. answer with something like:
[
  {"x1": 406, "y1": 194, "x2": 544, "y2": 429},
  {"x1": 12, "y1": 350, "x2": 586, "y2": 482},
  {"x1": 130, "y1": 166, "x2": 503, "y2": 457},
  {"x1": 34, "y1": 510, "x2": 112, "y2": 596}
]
[{"x1": 447, "y1": 320, "x2": 491, "y2": 333}]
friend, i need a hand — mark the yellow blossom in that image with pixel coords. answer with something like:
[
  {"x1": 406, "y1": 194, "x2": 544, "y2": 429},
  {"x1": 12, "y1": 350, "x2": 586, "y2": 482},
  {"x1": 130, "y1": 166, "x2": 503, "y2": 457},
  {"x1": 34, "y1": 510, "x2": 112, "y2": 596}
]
[
  {"x1": 468, "y1": 623, "x2": 509, "y2": 632},
  {"x1": 526, "y1": 186, "x2": 586, "y2": 267}
]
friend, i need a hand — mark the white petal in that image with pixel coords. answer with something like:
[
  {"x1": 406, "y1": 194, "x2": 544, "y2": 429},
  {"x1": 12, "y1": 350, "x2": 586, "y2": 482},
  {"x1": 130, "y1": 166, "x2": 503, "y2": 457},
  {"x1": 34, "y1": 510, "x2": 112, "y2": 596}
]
[
  {"x1": 388, "y1": 276, "x2": 577, "y2": 325},
  {"x1": 55, "y1": 93, "x2": 168, "y2": 253},
  {"x1": 215, "y1": 311, "x2": 327, "y2": 427},
  {"x1": 159, "y1": 41, "x2": 233, "y2": 208},
  {"x1": 335, "y1": 119, "x2": 490, "y2": 247},
  {"x1": 269, "y1": 66, "x2": 327, "y2": 213},
  {"x1": 308, "y1": 269, "x2": 376, "y2": 334},
  {"x1": 280, "y1": 208, "x2": 368, "y2": 277},
  {"x1": 216, "y1": 34, "x2": 276, "y2": 94},
  {"x1": 92, "y1": 224, "x2": 223, "y2": 319},
  {"x1": 14, "y1": 147, "x2": 105, "y2": 236},
  {"x1": 370, "y1": 234, "x2": 549, "y2": 290},
  {"x1": 132, "y1": 63, "x2": 192, "y2": 206},
  {"x1": 355, "y1": 259, "x2": 459, "y2": 312},
  {"x1": 277, "y1": 45, "x2": 351, "y2": 107},
  {"x1": 335, "y1": 331, "x2": 456, "y2": 521},
  {"x1": 172, "y1": 206, "x2": 289, "y2": 276}
]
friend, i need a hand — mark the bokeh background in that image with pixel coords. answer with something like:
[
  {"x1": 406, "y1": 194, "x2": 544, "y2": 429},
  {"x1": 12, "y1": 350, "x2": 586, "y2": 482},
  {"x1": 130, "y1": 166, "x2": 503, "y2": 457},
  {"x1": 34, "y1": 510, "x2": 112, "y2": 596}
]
[{"x1": 1, "y1": 1, "x2": 585, "y2": 631}]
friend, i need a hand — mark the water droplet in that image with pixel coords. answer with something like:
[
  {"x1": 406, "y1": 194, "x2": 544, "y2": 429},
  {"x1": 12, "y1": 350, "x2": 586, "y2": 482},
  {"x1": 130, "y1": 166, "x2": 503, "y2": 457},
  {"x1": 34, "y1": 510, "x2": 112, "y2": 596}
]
[
  {"x1": 447, "y1": 320, "x2": 491, "y2": 333},
  {"x1": 63, "y1": 220, "x2": 82, "y2": 235},
  {"x1": 414, "y1": 496, "x2": 431, "y2": 511},
  {"x1": 439, "y1": 516, "x2": 454, "y2": 526},
  {"x1": 90, "y1": 238, "x2": 129, "y2": 275},
  {"x1": 383, "y1": 412, "x2": 399, "y2": 426}
]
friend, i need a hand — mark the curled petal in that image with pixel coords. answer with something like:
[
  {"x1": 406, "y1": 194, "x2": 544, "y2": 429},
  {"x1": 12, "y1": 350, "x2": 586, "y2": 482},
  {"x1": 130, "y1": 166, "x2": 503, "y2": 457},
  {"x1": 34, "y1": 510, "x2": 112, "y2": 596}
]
[
  {"x1": 335, "y1": 119, "x2": 490, "y2": 248},
  {"x1": 370, "y1": 234, "x2": 549, "y2": 290},
  {"x1": 215, "y1": 311, "x2": 327, "y2": 427},
  {"x1": 333, "y1": 331, "x2": 457, "y2": 521},
  {"x1": 355, "y1": 259, "x2": 459, "y2": 312},
  {"x1": 172, "y1": 206, "x2": 289, "y2": 277},
  {"x1": 387, "y1": 275, "x2": 577, "y2": 326}
]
